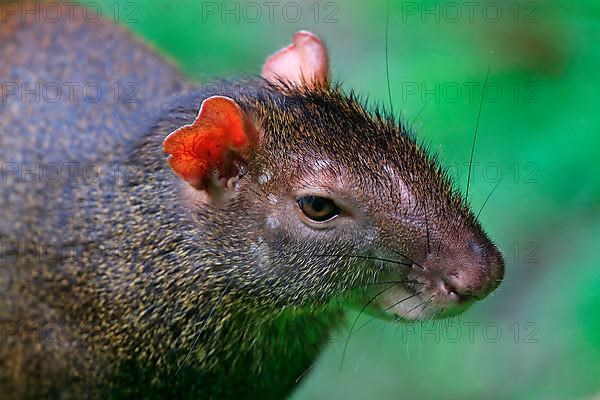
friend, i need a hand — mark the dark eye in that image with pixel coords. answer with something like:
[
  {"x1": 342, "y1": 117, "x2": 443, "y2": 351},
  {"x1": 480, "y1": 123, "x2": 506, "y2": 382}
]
[{"x1": 297, "y1": 196, "x2": 341, "y2": 222}]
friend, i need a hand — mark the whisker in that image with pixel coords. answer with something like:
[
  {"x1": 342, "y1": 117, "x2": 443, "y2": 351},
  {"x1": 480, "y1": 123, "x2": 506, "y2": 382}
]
[
  {"x1": 352, "y1": 290, "x2": 424, "y2": 336},
  {"x1": 342, "y1": 279, "x2": 422, "y2": 297},
  {"x1": 310, "y1": 253, "x2": 412, "y2": 268},
  {"x1": 408, "y1": 98, "x2": 430, "y2": 133},
  {"x1": 296, "y1": 360, "x2": 319, "y2": 383},
  {"x1": 387, "y1": 248, "x2": 425, "y2": 270},
  {"x1": 383, "y1": 290, "x2": 424, "y2": 314},
  {"x1": 385, "y1": 0, "x2": 393, "y2": 115},
  {"x1": 466, "y1": 51, "x2": 493, "y2": 200},
  {"x1": 415, "y1": 294, "x2": 436, "y2": 320},
  {"x1": 175, "y1": 277, "x2": 232, "y2": 376},
  {"x1": 365, "y1": 280, "x2": 419, "y2": 286},
  {"x1": 393, "y1": 293, "x2": 434, "y2": 323},
  {"x1": 339, "y1": 282, "x2": 398, "y2": 370},
  {"x1": 476, "y1": 177, "x2": 502, "y2": 219}
]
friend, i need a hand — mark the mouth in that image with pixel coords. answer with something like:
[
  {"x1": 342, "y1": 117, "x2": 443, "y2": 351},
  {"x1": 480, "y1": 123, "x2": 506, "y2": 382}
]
[
  {"x1": 371, "y1": 266, "x2": 479, "y2": 321},
  {"x1": 377, "y1": 283, "x2": 436, "y2": 320},
  {"x1": 376, "y1": 282, "x2": 473, "y2": 321}
]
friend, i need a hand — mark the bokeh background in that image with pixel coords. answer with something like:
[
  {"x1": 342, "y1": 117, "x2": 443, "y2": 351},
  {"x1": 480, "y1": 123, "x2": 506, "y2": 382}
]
[{"x1": 83, "y1": 0, "x2": 599, "y2": 398}]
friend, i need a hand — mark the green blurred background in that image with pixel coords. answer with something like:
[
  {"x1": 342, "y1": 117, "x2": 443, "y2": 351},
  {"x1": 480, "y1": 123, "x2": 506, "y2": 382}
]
[{"x1": 83, "y1": 0, "x2": 599, "y2": 398}]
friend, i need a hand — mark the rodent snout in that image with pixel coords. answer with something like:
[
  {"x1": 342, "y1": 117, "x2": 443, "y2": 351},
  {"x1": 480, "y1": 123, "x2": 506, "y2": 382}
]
[{"x1": 421, "y1": 238, "x2": 505, "y2": 307}]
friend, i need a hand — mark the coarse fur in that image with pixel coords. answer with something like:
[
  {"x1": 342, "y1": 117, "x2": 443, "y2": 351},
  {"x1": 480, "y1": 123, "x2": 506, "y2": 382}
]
[{"x1": 0, "y1": 2, "x2": 504, "y2": 399}]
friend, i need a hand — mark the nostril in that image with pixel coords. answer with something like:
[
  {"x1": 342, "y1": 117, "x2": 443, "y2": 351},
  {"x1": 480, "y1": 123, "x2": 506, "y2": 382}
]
[
  {"x1": 440, "y1": 278, "x2": 476, "y2": 303},
  {"x1": 440, "y1": 275, "x2": 488, "y2": 303}
]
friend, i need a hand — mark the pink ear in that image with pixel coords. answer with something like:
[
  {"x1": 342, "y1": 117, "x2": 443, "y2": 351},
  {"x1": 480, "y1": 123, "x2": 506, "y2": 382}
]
[{"x1": 261, "y1": 31, "x2": 329, "y2": 89}]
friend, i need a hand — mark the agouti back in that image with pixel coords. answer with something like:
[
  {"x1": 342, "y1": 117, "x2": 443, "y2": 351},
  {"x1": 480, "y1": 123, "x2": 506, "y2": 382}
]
[{"x1": 0, "y1": 2, "x2": 504, "y2": 399}]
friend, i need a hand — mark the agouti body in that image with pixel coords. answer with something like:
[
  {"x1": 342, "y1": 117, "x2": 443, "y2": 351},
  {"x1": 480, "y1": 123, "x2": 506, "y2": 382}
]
[{"x1": 0, "y1": 3, "x2": 504, "y2": 399}]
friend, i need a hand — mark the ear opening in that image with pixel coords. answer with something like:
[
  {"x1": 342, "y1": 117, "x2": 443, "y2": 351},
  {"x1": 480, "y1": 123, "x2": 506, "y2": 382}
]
[
  {"x1": 261, "y1": 30, "x2": 330, "y2": 89},
  {"x1": 163, "y1": 96, "x2": 258, "y2": 203}
]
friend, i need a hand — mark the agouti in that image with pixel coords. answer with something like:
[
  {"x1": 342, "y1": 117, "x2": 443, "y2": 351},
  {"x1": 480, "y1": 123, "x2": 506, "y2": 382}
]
[{"x1": 0, "y1": 2, "x2": 504, "y2": 399}]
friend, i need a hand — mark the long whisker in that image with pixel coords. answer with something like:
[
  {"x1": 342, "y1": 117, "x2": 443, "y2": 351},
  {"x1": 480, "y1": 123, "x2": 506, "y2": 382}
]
[
  {"x1": 339, "y1": 281, "x2": 398, "y2": 370},
  {"x1": 415, "y1": 294, "x2": 436, "y2": 320},
  {"x1": 408, "y1": 98, "x2": 430, "y2": 133},
  {"x1": 410, "y1": 295, "x2": 433, "y2": 315},
  {"x1": 365, "y1": 280, "x2": 419, "y2": 286},
  {"x1": 466, "y1": 52, "x2": 493, "y2": 200},
  {"x1": 387, "y1": 248, "x2": 425, "y2": 270},
  {"x1": 309, "y1": 253, "x2": 412, "y2": 268},
  {"x1": 296, "y1": 360, "x2": 319, "y2": 383},
  {"x1": 393, "y1": 293, "x2": 434, "y2": 323},
  {"x1": 352, "y1": 290, "x2": 424, "y2": 336},
  {"x1": 429, "y1": 309, "x2": 441, "y2": 323},
  {"x1": 175, "y1": 277, "x2": 232, "y2": 376},
  {"x1": 476, "y1": 177, "x2": 502, "y2": 219},
  {"x1": 385, "y1": 0, "x2": 393, "y2": 114},
  {"x1": 383, "y1": 290, "x2": 424, "y2": 313},
  {"x1": 341, "y1": 279, "x2": 422, "y2": 296},
  {"x1": 392, "y1": 297, "x2": 435, "y2": 337}
]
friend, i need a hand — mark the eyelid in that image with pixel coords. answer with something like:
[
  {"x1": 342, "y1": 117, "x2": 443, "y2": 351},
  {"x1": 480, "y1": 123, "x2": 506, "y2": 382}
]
[
  {"x1": 293, "y1": 189, "x2": 356, "y2": 217},
  {"x1": 297, "y1": 196, "x2": 341, "y2": 222},
  {"x1": 293, "y1": 192, "x2": 362, "y2": 231}
]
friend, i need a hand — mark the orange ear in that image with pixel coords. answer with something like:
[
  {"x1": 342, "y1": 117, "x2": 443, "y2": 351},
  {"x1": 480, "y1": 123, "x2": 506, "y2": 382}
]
[
  {"x1": 261, "y1": 31, "x2": 329, "y2": 89},
  {"x1": 163, "y1": 96, "x2": 256, "y2": 191}
]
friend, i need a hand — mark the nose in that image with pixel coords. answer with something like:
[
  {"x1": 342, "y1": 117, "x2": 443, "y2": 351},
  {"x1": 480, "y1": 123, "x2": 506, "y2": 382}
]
[{"x1": 443, "y1": 242, "x2": 505, "y2": 301}]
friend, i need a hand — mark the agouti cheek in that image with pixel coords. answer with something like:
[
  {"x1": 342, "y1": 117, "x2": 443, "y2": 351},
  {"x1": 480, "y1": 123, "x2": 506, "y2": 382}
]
[{"x1": 266, "y1": 215, "x2": 280, "y2": 231}]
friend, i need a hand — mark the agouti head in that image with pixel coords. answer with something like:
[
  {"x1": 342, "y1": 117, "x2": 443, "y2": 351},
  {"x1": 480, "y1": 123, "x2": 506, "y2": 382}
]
[{"x1": 163, "y1": 31, "x2": 504, "y2": 320}]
